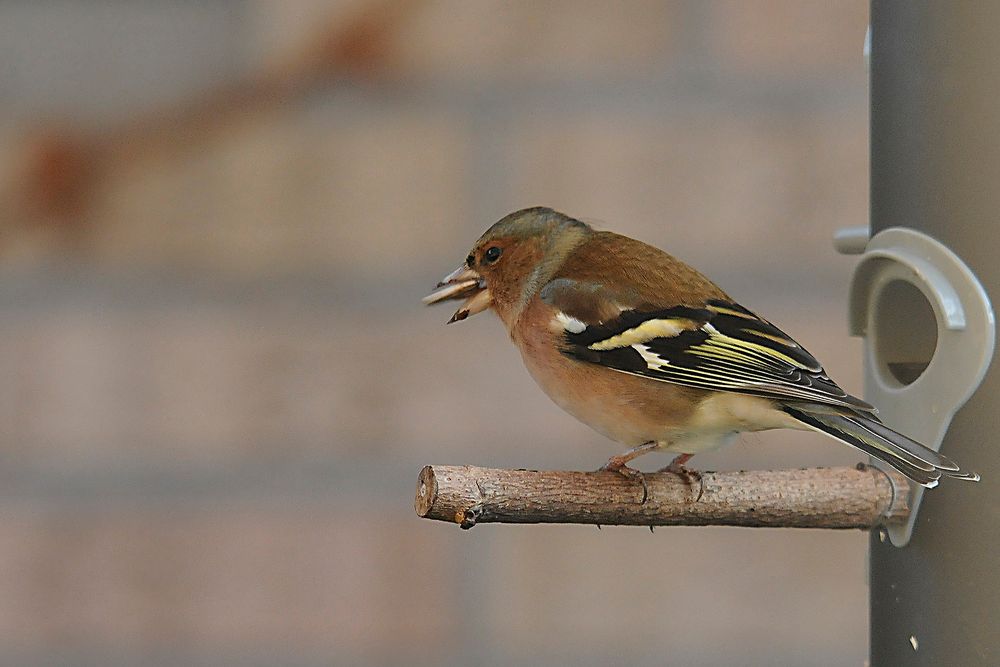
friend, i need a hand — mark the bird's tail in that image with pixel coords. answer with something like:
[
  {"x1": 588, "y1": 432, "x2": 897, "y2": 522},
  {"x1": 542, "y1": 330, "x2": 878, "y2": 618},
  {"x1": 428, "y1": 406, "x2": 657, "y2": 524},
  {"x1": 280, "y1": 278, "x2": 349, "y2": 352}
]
[{"x1": 782, "y1": 405, "x2": 980, "y2": 488}]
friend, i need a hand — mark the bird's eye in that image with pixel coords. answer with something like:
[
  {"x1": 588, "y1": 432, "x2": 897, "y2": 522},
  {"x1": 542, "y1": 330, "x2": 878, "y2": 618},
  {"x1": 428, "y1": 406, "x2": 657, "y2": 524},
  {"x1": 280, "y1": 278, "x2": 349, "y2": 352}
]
[
  {"x1": 484, "y1": 246, "x2": 503, "y2": 264},
  {"x1": 466, "y1": 253, "x2": 475, "y2": 267}
]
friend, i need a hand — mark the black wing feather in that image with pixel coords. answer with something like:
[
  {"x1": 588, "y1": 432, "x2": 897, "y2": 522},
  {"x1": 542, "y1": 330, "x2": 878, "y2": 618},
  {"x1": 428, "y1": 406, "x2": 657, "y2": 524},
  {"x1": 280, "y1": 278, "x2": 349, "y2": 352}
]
[{"x1": 561, "y1": 299, "x2": 874, "y2": 412}]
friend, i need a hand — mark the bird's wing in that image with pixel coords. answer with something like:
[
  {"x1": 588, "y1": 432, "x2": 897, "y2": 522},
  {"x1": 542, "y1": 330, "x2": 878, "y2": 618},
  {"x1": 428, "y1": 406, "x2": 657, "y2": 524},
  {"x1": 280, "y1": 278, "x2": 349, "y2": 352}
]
[{"x1": 543, "y1": 281, "x2": 874, "y2": 412}]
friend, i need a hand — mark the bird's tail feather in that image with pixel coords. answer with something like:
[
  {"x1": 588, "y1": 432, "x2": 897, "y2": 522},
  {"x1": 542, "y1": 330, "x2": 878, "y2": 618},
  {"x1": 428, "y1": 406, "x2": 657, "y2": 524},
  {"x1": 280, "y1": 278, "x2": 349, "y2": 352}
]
[{"x1": 782, "y1": 405, "x2": 980, "y2": 488}]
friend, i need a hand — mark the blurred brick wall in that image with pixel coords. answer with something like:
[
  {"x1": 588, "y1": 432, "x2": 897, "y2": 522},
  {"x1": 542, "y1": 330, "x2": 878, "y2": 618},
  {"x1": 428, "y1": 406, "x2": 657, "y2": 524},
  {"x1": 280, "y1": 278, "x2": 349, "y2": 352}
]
[{"x1": 0, "y1": 2, "x2": 870, "y2": 666}]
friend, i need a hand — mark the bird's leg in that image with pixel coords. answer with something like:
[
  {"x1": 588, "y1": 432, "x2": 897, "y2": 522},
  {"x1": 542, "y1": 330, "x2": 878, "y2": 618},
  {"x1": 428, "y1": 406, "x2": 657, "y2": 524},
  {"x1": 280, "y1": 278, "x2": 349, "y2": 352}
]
[
  {"x1": 599, "y1": 441, "x2": 659, "y2": 504},
  {"x1": 658, "y1": 453, "x2": 704, "y2": 502}
]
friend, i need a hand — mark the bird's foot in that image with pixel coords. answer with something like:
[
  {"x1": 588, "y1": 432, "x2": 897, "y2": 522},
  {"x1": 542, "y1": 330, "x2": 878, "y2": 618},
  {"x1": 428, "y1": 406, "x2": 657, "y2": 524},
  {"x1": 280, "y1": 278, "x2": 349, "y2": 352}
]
[
  {"x1": 599, "y1": 456, "x2": 649, "y2": 505},
  {"x1": 658, "y1": 454, "x2": 704, "y2": 502}
]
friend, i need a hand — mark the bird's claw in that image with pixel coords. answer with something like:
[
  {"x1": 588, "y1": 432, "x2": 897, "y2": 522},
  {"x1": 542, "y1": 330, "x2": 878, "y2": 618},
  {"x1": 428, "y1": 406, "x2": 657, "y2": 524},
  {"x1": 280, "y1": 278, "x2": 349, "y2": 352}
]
[
  {"x1": 599, "y1": 458, "x2": 649, "y2": 505},
  {"x1": 658, "y1": 461, "x2": 704, "y2": 502}
]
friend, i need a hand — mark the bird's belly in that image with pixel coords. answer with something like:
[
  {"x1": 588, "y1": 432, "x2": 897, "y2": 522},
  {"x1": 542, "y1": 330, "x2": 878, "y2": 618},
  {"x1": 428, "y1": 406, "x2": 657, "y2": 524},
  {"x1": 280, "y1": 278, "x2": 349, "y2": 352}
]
[
  {"x1": 517, "y1": 338, "x2": 704, "y2": 445},
  {"x1": 666, "y1": 391, "x2": 798, "y2": 452},
  {"x1": 517, "y1": 330, "x2": 792, "y2": 451}
]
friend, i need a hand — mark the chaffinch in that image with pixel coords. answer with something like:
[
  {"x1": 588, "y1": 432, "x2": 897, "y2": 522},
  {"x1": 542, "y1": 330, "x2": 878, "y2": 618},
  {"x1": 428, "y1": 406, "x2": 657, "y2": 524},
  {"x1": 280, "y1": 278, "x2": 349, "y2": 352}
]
[{"x1": 424, "y1": 206, "x2": 979, "y2": 493}]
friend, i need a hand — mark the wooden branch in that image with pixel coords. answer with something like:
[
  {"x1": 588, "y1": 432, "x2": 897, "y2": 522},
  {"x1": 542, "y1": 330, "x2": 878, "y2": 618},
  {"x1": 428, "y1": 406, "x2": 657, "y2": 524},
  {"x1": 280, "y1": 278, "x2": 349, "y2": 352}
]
[{"x1": 415, "y1": 464, "x2": 910, "y2": 530}]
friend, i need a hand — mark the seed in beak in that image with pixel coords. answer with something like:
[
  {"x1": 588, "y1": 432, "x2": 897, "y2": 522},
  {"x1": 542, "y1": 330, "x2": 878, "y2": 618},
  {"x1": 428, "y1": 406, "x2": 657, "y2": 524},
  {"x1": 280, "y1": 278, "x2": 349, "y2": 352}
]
[
  {"x1": 421, "y1": 278, "x2": 481, "y2": 305},
  {"x1": 423, "y1": 263, "x2": 491, "y2": 322},
  {"x1": 447, "y1": 288, "x2": 492, "y2": 323}
]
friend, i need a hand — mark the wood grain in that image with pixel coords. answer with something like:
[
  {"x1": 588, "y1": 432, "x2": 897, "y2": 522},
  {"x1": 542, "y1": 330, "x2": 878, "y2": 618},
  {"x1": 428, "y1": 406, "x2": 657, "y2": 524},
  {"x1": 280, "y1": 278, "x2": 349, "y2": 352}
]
[{"x1": 415, "y1": 464, "x2": 909, "y2": 530}]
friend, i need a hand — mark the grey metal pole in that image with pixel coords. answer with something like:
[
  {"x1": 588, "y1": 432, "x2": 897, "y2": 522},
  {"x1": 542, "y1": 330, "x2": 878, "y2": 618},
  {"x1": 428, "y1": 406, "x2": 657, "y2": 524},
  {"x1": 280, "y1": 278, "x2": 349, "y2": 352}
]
[{"x1": 870, "y1": 2, "x2": 1000, "y2": 665}]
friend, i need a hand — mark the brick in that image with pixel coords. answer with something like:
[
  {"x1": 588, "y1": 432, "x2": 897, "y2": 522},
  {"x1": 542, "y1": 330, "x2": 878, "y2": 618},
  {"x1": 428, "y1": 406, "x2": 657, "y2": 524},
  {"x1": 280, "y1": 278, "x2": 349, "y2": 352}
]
[
  {"x1": 305, "y1": 111, "x2": 472, "y2": 279},
  {"x1": 0, "y1": 305, "x2": 554, "y2": 467},
  {"x1": 396, "y1": 0, "x2": 679, "y2": 82},
  {"x1": 0, "y1": 287, "x2": 863, "y2": 473},
  {"x1": 0, "y1": 4, "x2": 238, "y2": 120},
  {"x1": 0, "y1": 507, "x2": 461, "y2": 660},
  {"x1": 246, "y1": 0, "x2": 370, "y2": 67},
  {"x1": 0, "y1": 505, "x2": 867, "y2": 664},
  {"x1": 507, "y1": 110, "x2": 868, "y2": 284},
  {"x1": 485, "y1": 525, "x2": 867, "y2": 664},
  {"x1": 0, "y1": 4, "x2": 881, "y2": 666},
  {"x1": 94, "y1": 109, "x2": 471, "y2": 278},
  {"x1": 710, "y1": 0, "x2": 869, "y2": 77}
]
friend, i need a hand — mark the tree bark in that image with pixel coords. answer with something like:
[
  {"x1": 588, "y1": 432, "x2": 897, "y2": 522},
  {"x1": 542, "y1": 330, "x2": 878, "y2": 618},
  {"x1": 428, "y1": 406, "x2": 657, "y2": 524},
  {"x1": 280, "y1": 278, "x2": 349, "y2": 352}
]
[{"x1": 415, "y1": 464, "x2": 909, "y2": 530}]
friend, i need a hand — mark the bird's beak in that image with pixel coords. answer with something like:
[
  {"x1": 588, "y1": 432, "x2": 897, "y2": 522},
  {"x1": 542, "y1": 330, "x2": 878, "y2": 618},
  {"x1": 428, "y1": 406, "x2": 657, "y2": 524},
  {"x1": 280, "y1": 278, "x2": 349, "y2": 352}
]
[{"x1": 422, "y1": 263, "x2": 492, "y2": 323}]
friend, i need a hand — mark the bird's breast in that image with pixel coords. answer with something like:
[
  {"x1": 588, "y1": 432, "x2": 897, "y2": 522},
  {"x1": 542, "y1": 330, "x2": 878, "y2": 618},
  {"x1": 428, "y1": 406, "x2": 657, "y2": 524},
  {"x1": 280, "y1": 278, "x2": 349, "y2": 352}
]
[{"x1": 510, "y1": 300, "x2": 709, "y2": 446}]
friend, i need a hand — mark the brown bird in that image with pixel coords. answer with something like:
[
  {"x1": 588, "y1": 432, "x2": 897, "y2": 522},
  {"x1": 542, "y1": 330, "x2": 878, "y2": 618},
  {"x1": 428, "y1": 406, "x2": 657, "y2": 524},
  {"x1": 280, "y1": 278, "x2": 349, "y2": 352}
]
[{"x1": 424, "y1": 206, "x2": 979, "y2": 492}]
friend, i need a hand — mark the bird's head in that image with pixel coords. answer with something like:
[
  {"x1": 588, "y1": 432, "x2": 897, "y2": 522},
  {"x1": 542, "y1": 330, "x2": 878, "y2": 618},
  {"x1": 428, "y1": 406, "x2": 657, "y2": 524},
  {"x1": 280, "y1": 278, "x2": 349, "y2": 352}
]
[{"x1": 423, "y1": 207, "x2": 591, "y2": 326}]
